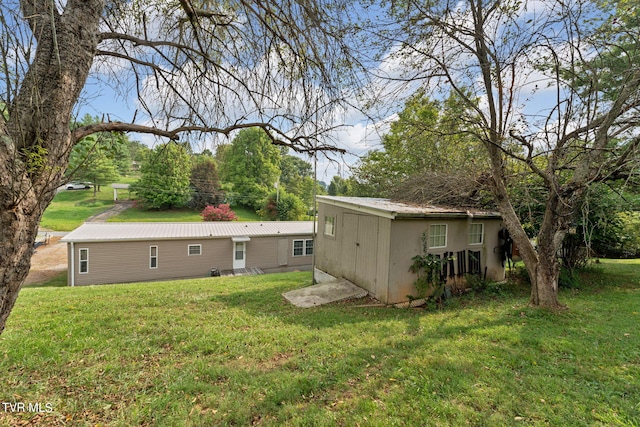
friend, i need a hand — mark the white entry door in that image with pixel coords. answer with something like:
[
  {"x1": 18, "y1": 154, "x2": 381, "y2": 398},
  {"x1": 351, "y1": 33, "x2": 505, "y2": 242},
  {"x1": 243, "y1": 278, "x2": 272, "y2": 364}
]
[{"x1": 233, "y1": 241, "x2": 246, "y2": 269}]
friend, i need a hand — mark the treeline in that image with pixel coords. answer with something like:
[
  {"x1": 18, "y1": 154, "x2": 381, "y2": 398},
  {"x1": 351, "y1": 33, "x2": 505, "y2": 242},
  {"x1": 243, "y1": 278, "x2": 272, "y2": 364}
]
[
  {"x1": 331, "y1": 90, "x2": 640, "y2": 259},
  {"x1": 67, "y1": 121, "x2": 325, "y2": 221}
]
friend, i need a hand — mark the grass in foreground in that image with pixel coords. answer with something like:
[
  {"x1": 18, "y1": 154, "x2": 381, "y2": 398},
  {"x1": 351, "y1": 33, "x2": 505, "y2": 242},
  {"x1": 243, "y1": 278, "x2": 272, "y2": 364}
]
[
  {"x1": 23, "y1": 271, "x2": 68, "y2": 288},
  {"x1": 2, "y1": 262, "x2": 639, "y2": 426}
]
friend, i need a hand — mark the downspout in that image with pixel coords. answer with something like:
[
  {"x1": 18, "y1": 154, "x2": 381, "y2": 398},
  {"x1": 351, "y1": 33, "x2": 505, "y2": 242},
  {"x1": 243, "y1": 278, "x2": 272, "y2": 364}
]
[
  {"x1": 70, "y1": 242, "x2": 75, "y2": 287},
  {"x1": 311, "y1": 151, "x2": 317, "y2": 284}
]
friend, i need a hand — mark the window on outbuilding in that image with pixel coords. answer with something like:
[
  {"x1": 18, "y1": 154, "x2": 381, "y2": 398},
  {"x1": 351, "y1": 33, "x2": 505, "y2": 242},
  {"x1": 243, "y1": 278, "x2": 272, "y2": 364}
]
[
  {"x1": 188, "y1": 244, "x2": 202, "y2": 256},
  {"x1": 324, "y1": 216, "x2": 336, "y2": 237},
  {"x1": 79, "y1": 248, "x2": 89, "y2": 274},
  {"x1": 469, "y1": 223, "x2": 484, "y2": 245},
  {"x1": 429, "y1": 224, "x2": 447, "y2": 249}
]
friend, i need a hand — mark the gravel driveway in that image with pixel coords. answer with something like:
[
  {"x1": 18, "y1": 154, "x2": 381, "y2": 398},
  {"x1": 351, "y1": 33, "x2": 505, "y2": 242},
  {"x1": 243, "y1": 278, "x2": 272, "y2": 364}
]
[{"x1": 24, "y1": 235, "x2": 68, "y2": 286}]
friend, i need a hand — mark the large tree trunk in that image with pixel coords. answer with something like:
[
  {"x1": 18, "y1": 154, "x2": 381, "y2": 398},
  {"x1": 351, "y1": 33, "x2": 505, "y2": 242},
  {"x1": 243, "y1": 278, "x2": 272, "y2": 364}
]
[
  {"x1": 499, "y1": 196, "x2": 564, "y2": 309},
  {"x1": 529, "y1": 195, "x2": 563, "y2": 308},
  {"x1": 0, "y1": 0, "x2": 103, "y2": 334},
  {"x1": 495, "y1": 192, "x2": 563, "y2": 309},
  {"x1": 485, "y1": 144, "x2": 565, "y2": 309},
  {"x1": 0, "y1": 198, "x2": 54, "y2": 332},
  {"x1": 530, "y1": 258, "x2": 560, "y2": 307}
]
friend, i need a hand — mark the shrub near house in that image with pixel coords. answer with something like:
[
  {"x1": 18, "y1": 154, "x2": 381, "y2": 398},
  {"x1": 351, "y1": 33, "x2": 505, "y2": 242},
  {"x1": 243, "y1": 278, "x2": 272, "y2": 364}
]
[{"x1": 201, "y1": 204, "x2": 238, "y2": 222}]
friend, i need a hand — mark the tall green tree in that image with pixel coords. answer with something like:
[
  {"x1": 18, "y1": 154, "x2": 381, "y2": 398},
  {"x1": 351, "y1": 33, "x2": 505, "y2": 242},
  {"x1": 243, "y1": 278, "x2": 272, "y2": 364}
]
[
  {"x1": 132, "y1": 143, "x2": 192, "y2": 210},
  {"x1": 190, "y1": 156, "x2": 224, "y2": 210},
  {"x1": 67, "y1": 135, "x2": 119, "y2": 194},
  {"x1": 219, "y1": 128, "x2": 282, "y2": 209},
  {"x1": 0, "y1": 0, "x2": 353, "y2": 332},
  {"x1": 328, "y1": 175, "x2": 351, "y2": 196},
  {"x1": 67, "y1": 115, "x2": 127, "y2": 193},
  {"x1": 280, "y1": 154, "x2": 313, "y2": 188},
  {"x1": 352, "y1": 90, "x2": 486, "y2": 197},
  {"x1": 259, "y1": 190, "x2": 306, "y2": 221},
  {"x1": 279, "y1": 154, "x2": 317, "y2": 209}
]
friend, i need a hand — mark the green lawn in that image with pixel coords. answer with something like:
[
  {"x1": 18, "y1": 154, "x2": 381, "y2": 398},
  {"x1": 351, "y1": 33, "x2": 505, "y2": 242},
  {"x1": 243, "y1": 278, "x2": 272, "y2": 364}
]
[
  {"x1": 2, "y1": 262, "x2": 639, "y2": 426},
  {"x1": 41, "y1": 184, "x2": 263, "y2": 231},
  {"x1": 107, "y1": 207, "x2": 204, "y2": 222},
  {"x1": 40, "y1": 189, "x2": 115, "y2": 231},
  {"x1": 108, "y1": 204, "x2": 262, "y2": 223}
]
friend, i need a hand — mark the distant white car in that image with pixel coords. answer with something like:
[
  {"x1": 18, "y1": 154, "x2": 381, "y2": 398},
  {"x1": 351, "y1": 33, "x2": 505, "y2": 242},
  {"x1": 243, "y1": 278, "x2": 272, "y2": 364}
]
[{"x1": 66, "y1": 182, "x2": 91, "y2": 190}]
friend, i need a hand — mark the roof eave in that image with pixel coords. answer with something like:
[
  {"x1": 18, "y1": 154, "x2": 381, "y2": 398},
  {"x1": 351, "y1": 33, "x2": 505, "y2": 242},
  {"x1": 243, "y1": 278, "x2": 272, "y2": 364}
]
[
  {"x1": 60, "y1": 231, "x2": 314, "y2": 244},
  {"x1": 317, "y1": 196, "x2": 397, "y2": 219},
  {"x1": 318, "y1": 196, "x2": 502, "y2": 220}
]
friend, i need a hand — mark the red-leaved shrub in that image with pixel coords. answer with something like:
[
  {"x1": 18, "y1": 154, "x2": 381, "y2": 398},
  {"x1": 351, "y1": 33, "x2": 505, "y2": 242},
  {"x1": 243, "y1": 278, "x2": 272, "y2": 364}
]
[{"x1": 201, "y1": 204, "x2": 238, "y2": 221}]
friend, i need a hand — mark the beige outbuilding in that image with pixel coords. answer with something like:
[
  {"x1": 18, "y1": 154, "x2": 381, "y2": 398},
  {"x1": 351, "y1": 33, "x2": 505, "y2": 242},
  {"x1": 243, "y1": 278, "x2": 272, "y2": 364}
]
[
  {"x1": 61, "y1": 221, "x2": 314, "y2": 286},
  {"x1": 315, "y1": 196, "x2": 506, "y2": 304}
]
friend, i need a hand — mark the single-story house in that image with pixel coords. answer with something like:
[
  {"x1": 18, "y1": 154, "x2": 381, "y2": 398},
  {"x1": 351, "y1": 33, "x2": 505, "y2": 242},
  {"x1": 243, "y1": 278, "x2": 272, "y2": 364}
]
[
  {"x1": 315, "y1": 196, "x2": 505, "y2": 304},
  {"x1": 61, "y1": 221, "x2": 314, "y2": 286}
]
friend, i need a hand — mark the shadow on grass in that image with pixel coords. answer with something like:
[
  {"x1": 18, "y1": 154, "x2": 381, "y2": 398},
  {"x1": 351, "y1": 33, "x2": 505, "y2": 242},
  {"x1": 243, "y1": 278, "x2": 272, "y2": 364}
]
[
  {"x1": 208, "y1": 287, "x2": 545, "y2": 424},
  {"x1": 23, "y1": 271, "x2": 67, "y2": 288},
  {"x1": 211, "y1": 273, "x2": 525, "y2": 335}
]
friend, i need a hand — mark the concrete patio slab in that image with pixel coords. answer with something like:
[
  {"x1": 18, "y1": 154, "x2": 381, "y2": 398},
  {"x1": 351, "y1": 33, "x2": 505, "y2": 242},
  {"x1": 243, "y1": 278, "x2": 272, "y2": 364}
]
[{"x1": 283, "y1": 278, "x2": 369, "y2": 308}]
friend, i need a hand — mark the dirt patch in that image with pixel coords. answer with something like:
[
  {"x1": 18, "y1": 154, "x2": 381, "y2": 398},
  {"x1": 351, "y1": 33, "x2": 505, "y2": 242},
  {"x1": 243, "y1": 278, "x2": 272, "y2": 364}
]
[
  {"x1": 24, "y1": 236, "x2": 68, "y2": 286},
  {"x1": 86, "y1": 201, "x2": 134, "y2": 222}
]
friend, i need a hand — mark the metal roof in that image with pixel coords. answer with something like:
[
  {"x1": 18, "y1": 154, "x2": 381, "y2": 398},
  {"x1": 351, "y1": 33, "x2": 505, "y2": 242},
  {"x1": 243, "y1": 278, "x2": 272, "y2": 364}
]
[
  {"x1": 317, "y1": 196, "x2": 501, "y2": 219},
  {"x1": 61, "y1": 221, "x2": 314, "y2": 243}
]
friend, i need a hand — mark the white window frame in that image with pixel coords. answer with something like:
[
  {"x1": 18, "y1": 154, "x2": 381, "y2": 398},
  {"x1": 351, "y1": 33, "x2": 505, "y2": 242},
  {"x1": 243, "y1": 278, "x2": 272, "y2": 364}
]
[
  {"x1": 188, "y1": 244, "x2": 202, "y2": 256},
  {"x1": 79, "y1": 248, "x2": 89, "y2": 274},
  {"x1": 469, "y1": 223, "x2": 484, "y2": 245},
  {"x1": 324, "y1": 216, "x2": 336, "y2": 237},
  {"x1": 429, "y1": 224, "x2": 448, "y2": 249},
  {"x1": 150, "y1": 246, "x2": 158, "y2": 269},
  {"x1": 293, "y1": 239, "x2": 304, "y2": 256},
  {"x1": 234, "y1": 242, "x2": 245, "y2": 261},
  {"x1": 293, "y1": 239, "x2": 314, "y2": 257},
  {"x1": 305, "y1": 239, "x2": 314, "y2": 256}
]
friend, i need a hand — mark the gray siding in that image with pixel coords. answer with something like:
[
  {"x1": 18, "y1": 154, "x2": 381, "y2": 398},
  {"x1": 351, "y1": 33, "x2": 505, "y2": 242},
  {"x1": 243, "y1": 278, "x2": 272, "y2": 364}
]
[
  {"x1": 388, "y1": 218, "x2": 505, "y2": 303},
  {"x1": 69, "y1": 235, "x2": 312, "y2": 286},
  {"x1": 317, "y1": 200, "x2": 505, "y2": 304},
  {"x1": 316, "y1": 204, "x2": 345, "y2": 276},
  {"x1": 317, "y1": 205, "x2": 392, "y2": 301}
]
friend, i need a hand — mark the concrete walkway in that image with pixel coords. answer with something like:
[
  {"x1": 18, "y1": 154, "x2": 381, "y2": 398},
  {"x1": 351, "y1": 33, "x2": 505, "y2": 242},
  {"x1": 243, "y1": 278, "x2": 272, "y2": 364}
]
[{"x1": 283, "y1": 271, "x2": 369, "y2": 308}]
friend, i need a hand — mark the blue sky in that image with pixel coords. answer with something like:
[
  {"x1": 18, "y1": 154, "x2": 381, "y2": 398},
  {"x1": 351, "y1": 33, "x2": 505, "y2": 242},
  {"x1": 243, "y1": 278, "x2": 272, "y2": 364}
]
[
  {"x1": 78, "y1": 71, "x2": 383, "y2": 183},
  {"x1": 73, "y1": 0, "x2": 587, "y2": 184}
]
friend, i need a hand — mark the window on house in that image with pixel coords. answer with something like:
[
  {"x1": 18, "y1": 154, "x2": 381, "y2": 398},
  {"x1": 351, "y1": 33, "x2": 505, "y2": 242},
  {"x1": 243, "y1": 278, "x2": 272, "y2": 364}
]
[
  {"x1": 293, "y1": 239, "x2": 314, "y2": 256},
  {"x1": 234, "y1": 242, "x2": 244, "y2": 260},
  {"x1": 429, "y1": 224, "x2": 447, "y2": 249},
  {"x1": 324, "y1": 216, "x2": 335, "y2": 237},
  {"x1": 188, "y1": 244, "x2": 202, "y2": 256},
  {"x1": 150, "y1": 246, "x2": 158, "y2": 269},
  {"x1": 305, "y1": 239, "x2": 314, "y2": 255},
  {"x1": 469, "y1": 223, "x2": 484, "y2": 245},
  {"x1": 79, "y1": 248, "x2": 89, "y2": 274}
]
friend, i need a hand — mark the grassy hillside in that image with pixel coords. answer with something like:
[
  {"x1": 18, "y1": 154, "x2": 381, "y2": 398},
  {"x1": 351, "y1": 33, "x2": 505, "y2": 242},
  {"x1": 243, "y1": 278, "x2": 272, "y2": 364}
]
[
  {"x1": 107, "y1": 204, "x2": 262, "y2": 222},
  {"x1": 2, "y1": 262, "x2": 639, "y2": 426},
  {"x1": 41, "y1": 187, "x2": 262, "y2": 231},
  {"x1": 40, "y1": 189, "x2": 115, "y2": 231}
]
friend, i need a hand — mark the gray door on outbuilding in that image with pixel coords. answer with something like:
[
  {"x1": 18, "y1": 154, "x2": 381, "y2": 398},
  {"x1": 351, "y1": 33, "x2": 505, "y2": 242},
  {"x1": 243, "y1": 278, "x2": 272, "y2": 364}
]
[{"x1": 343, "y1": 213, "x2": 379, "y2": 295}]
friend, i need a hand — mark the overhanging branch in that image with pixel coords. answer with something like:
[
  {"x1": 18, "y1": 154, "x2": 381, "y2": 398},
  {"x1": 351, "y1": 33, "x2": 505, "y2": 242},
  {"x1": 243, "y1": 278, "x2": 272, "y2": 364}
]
[{"x1": 71, "y1": 121, "x2": 346, "y2": 154}]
